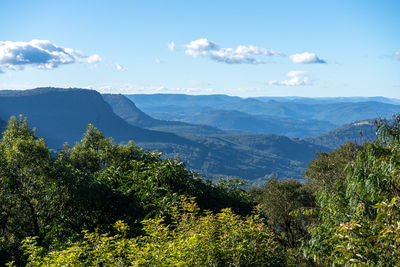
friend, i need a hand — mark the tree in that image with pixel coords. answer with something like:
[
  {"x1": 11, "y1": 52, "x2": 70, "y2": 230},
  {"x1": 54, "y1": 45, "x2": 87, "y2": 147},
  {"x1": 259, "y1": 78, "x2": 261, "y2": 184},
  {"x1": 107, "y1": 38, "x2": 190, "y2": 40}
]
[
  {"x1": 304, "y1": 115, "x2": 400, "y2": 265},
  {"x1": 251, "y1": 178, "x2": 315, "y2": 249},
  {"x1": 0, "y1": 119, "x2": 254, "y2": 264},
  {"x1": 0, "y1": 116, "x2": 57, "y2": 264}
]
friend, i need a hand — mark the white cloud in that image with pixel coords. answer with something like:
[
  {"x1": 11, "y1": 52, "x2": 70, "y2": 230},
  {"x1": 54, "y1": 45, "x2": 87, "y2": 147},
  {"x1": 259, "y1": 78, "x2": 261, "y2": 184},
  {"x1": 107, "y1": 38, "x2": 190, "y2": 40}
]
[
  {"x1": 289, "y1": 52, "x2": 326, "y2": 64},
  {"x1": 269, "y1": 70, "x2": 312, "y2": 86},
  {"x1": 184, "y1": 38, "x2": 218, "y2": 57},
  {"x1": 115, "y1": 63, "x2": 126, "y2": 71},
  {"x1": 210, "y1": 45, "x2": 283, "y2": 64},
  {"x1": 168, "y1": 41, "x2": 175, "y2": 51},
  {"x1": 0, "y1": 40, "x2": 102, "y2": 72},
  {"x1": 183, "y1": 38, "x2": 283, "y2": 64},
  {"x1": 86, "y1": 54, "x2": 102, "y2": 64}
]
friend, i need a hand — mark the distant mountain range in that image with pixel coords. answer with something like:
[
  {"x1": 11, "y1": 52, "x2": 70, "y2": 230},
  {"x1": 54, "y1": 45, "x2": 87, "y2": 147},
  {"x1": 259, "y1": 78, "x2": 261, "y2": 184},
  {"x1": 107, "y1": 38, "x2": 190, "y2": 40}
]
[
  {"x1": 0, "y1": 88, "x2": 329, "y2": 180},
  {"x1": 0, "y1": 88, "x2": 397, "y2": 181},
  {"x1": 127, "y1": 94, "x2": 400, "y2": 126},
  {"x1": 102, "y1": 94, "x2": 225, "y2": 135},
  {"x1": 254, "y1": 96, "x2": 400, "y2": 105}
]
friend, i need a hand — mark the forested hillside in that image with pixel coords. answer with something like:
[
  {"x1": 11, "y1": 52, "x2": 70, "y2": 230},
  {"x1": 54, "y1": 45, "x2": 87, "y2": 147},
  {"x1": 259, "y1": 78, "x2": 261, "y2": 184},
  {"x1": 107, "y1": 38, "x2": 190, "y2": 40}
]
[
  {"x1": 143, "y1": 109, "x2": 336, "y2": 137},
  {"x1": 0, "y1": 118, "x2": 6, "y2": 132},
  {"x1": 2, "y1": 114, "x2": 400, "y2": 266},
  {"x1": 139, "y1": 133, "x2": 329, "y2": 180},
  {"x1": 102, "y1": 94, "x2": 225, "y2": 135},
  {"x1": 306, "y1": 119, "x2": 377, "y2": 149}
]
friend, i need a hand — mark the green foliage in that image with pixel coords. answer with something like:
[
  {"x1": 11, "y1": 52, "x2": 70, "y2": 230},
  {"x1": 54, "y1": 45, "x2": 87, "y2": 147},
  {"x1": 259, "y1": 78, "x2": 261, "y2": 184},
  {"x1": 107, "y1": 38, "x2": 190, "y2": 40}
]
[
  {"x1": 0, "y1": 116, "x2": 59, "y2": 264},
  {"x1": 304, "y1": 116, "x2": 400, "y2": 266},
  {"x1": 251, "y1": 178, "x2": 315, "y2": 249},
  {"x1": 3, "y1": 113, "x2": 400, "y2": 266},
  {"x1": 0, "y1": 117, "x2": 253, "y2": 265},
  {"x1": 304, "y1": 142, "x2": 360, "y2": 193},
  {"x1": 22, "y1": 198, "x2": 285, "y2": 266},
  {"x1": 330, "y1": 197, "x2": 400, "y2": 266}
]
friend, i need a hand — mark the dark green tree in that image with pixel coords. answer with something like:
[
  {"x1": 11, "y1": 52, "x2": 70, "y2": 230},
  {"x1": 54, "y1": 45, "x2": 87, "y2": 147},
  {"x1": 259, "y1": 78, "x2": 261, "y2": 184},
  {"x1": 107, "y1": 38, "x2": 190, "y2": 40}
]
[
  {"x1": 251, "y1": 178, "x2": 315, "y2": 248},
  {"x1": 0, "y1": 116, "x2": 58, "y2": 264}
]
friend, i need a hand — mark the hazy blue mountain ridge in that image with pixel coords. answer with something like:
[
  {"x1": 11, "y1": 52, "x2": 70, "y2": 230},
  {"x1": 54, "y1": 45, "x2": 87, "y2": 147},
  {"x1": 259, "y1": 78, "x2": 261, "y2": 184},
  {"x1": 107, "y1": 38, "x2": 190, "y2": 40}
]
[
  {"x1": 254, "y1": 96, "x2": 400, "y2": 105},
  {"x1": 102, "y1": 94, "x2": 225, "y2": 135},
  {"x1": 128, "y1": 94, "x2": 400, "y2": 126},
  {"x1": 0, "y1": 88, "x2": 328, "y2": 180},
  {"x1": 0, "y1": 88, "x2": 191, "y2": 148},
  {"x1": 2, "y1": 88, "x2": 395, "y2": 180},
  {"x1": 147, "y1": 109, "x2": 336, "y2": 138}
]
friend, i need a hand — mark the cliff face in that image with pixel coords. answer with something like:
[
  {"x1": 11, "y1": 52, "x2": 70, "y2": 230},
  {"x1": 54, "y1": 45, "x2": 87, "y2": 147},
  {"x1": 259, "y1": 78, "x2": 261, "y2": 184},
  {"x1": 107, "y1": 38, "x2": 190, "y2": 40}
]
[{"x1": 0, "y1": 88, "x2": 185, "y2": 148}]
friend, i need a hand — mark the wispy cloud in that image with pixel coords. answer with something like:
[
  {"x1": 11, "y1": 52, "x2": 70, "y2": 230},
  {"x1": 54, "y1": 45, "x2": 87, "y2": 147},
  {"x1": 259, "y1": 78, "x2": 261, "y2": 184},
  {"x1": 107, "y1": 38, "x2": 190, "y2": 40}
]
[
  {"x1": 289, "y1": 52, "x2": 326, "y2": 64},
  {"x1": 86, "y1": 54, "x2": 102, "y2": 64},
  {"x1": 0, "y1": 40, "x2": 101, "y2": 72},
  {"x1": 269, "y1": 70, "x2": 312, "y2": 86},
  {"x1": 95, "y1": 84, "x2": 214, "y2": 94},
  {"x1": 393, "y1": 51, "x2": 400, "y2": 61},
  {"x1": 115, "y1": 63, "x2": 126, "y2": 71},
  {"x1": 168, "y1": 41, "x2": 175, "y2": 51},
  {"x1": 155, "y1": 57, "x2": 165, "y2": 64},
  {"x1": 183, "y1": 38, "x2": 283, "y2": 64}
]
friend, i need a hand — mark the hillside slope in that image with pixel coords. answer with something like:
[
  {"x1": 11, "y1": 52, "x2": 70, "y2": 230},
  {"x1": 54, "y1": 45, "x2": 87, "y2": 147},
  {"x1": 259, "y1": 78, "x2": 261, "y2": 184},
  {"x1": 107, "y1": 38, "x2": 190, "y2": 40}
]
[
  {"x1": 147, "y1": 109, "x2": 336, "y2": 137},
  {"x1": 102, "y1": 94, "x2": 225, "y2": 135},
  {"x1": 0, "y1": 88, "x2": 189, "y2": 148},
  {"x1": 0, "y1": 118, "x2": 6, "y2": 133},
  {"x1": 305, "y1": 119, "x2": 376, "y2": 149},
  {"x1": 139, "y1": 133, "x2": 329, "y2": 180}
]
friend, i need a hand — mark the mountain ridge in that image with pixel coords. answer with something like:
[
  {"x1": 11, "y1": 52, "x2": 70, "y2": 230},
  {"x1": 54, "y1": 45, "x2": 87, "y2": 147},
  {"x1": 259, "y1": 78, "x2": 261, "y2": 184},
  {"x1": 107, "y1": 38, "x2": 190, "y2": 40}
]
[
  {"x1": 127, "y1": 94, "x2": 400, "y2": 125},
  {"x1": 102, "y1": 94, "x2": 225, "y2": 135},
  {"x1": 0, "y1": 87, "x2": 329, "y2": 180}
]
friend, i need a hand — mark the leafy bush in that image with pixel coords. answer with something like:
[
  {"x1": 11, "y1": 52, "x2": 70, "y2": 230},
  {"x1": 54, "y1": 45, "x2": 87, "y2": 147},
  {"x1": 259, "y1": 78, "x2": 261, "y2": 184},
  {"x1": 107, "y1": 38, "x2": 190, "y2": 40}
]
[
  {"x1": 304, "y1": 115, "x2": 400, "y2": 266},
  {"x1": 21, "y1": 198, "x2": 285, "y2": 267}
]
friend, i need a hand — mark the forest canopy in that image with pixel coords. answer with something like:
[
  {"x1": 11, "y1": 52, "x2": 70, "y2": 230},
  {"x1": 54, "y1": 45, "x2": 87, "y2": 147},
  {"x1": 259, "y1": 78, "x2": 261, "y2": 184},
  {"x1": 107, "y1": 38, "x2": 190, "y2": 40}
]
[{"x1": 1, "y1": 115, "x2": 400, "y2": 266}]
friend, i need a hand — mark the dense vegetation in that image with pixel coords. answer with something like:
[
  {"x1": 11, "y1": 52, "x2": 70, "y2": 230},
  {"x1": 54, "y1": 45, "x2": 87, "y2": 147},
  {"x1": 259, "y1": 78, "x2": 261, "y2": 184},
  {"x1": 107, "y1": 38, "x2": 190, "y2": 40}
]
[
  {"x1": 1, "y1": 114, "x2": 400, "y2": 266},
  {"x1": 0, "y1": 116, "x2": 252, "y2": 265}
]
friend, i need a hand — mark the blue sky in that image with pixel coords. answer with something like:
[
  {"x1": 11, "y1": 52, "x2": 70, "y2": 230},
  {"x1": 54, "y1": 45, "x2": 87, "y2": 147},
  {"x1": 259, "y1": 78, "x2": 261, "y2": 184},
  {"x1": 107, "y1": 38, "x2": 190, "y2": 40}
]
[{"x1": 0, "y1": 0, "x2": 399, "y2": 97}]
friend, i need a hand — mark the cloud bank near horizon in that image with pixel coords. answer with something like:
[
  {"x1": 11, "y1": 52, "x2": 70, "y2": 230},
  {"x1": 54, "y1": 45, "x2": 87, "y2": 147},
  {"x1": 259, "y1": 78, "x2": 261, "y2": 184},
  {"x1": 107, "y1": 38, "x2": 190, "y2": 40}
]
[{"x1": 0, "y1": 40, "x2": 101, "y2": 73}]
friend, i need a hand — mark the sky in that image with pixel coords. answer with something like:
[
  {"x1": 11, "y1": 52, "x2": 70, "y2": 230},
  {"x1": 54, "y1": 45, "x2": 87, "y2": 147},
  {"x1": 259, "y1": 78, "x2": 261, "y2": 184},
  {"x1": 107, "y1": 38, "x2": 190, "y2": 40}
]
[{"x1": 0, "y1": 0, "x2": 399, "y2": 97}]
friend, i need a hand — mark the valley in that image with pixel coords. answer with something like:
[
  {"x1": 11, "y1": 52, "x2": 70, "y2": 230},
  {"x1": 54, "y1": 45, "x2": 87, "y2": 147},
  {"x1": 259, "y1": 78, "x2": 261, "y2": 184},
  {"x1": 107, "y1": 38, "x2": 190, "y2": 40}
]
[{"x1": 0, "y1": 87, "x2": 390, "y2": 182}]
